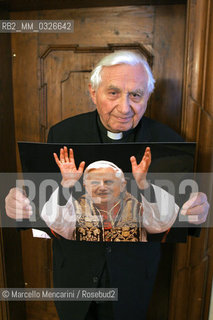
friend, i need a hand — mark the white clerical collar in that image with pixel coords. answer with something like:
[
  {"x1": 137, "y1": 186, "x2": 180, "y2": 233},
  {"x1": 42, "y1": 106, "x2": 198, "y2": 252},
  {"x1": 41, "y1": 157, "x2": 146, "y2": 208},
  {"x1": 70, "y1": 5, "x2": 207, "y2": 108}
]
[{"x1": 107, "y1": 131, "x2": 123, "y2": 140}]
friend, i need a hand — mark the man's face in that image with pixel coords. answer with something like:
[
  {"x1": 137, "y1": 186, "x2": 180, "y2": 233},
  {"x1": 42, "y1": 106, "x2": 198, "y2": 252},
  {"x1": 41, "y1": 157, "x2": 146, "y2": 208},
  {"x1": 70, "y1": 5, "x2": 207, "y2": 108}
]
[
  {"x1": 84, "y1": 167, "x2": 126, "y2": 207},
  {"x1": 89, "y1": 63, "x2": 150, "y2": 133}
]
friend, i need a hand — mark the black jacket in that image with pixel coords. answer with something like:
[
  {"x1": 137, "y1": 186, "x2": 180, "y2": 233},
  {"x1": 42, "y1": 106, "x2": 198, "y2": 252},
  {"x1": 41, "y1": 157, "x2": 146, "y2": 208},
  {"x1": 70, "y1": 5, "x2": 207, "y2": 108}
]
[{"x1": 46, "y1": 111, "x2": 190, "y2": 320}]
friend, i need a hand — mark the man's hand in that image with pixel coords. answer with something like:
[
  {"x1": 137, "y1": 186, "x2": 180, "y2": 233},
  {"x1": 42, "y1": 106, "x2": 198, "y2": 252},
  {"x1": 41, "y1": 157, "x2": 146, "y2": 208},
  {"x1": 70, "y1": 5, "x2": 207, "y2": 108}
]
[
  {"x1": 130, "y1": 147, "x2": 151, "y2": 190},
  {"x1": 54, "y1": 146, "x2": 85, "y2": 188},
  {"x1": 5, "y1": 188, "x2": 33, "y2": 220},
  {"x1": 180, "y1": 192, "x2": 210, "y2": 224}
]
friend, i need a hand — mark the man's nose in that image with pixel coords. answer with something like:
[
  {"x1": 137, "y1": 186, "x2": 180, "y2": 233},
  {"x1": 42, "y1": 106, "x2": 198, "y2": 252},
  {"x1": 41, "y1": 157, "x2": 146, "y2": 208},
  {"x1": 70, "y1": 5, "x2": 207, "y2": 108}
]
[
  {"x1": 98, "y1": 181, "x2": 107, "y2": 189},
  {"x1": 117, "y1": 94, "x2": 131, "y2": 114}
]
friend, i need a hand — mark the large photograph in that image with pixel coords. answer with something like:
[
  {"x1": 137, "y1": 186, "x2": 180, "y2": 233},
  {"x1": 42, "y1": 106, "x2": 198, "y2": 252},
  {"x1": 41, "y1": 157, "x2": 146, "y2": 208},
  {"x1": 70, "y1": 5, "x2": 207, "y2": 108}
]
[{"x1": 18, "y1": 141, "x2": 196, "y2": 243}]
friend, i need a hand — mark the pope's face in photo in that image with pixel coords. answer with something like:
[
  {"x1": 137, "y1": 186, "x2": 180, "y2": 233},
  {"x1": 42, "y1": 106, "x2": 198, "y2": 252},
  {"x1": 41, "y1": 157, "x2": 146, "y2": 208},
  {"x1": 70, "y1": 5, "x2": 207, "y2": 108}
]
[
  {"x1": 89, "y1": 63, "x2": 150, "y2": 133},
  {"x1": 84, "y1": 167, "x2": 126, "y2": 207}
]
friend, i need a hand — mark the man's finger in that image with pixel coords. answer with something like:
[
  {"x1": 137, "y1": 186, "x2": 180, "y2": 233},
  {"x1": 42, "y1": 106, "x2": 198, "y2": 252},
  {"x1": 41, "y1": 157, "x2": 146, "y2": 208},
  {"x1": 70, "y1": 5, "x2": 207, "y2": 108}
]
[
  {"x1": 182, "y1": 192, "x2": 207, "y2": 210},
  {"x1": 6, "y1": 206, "x2": 33, "y2": 219},
  {"x1": 78, "y1": 161, "x2": 85, "y2": 173},
  {"x1": 181, "y1": 202, "x2": 209, "y2": 216},
  {"x1": 53, "y1": 153, "x2": 61, "y2": 167},
  {"x1": 187, "y1": 213, "x2": 207, "y2": 225},
  {"x1": 130, "y1": 156, "x2": 137, "y2": 168},
  {"x1": 5, "y1": 201, "x2": 33, "y2": 219},
  {"x1": 146, "y1": 147, "x2": 151, "y2": 164},
  {"x1": 60, "y1": 148, "x2": 65, "y2": 162},
  {"x1": 69, "y1": 148, "x2": 73, "y2": 159},
  {"x1": 6, "y1": 200, "x2": 31, "y2": 211},
  {"x1": 7, "y1": 188, "x2": 30, "y2": 204},
  {"x1": 187, "y1": 215, "x2": 200, "y2": 224},
  {"x1": 145, "y1": 147, "x2": 151, "y2": 156},
  {"x1": 64, "y1": 146, "x2": 69, "y2": 162},
  {"x1": 69, "y1": 148, "x2": 76, "y2": 167}
]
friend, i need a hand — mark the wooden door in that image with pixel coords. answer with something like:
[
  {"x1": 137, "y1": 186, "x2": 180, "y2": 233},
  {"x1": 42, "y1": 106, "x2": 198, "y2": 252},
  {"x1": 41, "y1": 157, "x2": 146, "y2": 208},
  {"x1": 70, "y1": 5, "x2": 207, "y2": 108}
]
[
  {"x1": 10, "y1": 5, "x2": 186, "y2": 319},
  {"x1": 169, "y1": 0, "x2": 213, "y2": 319}
]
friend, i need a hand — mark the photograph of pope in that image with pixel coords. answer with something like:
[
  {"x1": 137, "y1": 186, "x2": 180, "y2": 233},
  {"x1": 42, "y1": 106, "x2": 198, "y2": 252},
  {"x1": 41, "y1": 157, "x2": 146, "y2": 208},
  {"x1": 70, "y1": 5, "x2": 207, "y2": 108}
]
[{"x1": 41, "y1": 146, "x2": 179, "y2": 242}]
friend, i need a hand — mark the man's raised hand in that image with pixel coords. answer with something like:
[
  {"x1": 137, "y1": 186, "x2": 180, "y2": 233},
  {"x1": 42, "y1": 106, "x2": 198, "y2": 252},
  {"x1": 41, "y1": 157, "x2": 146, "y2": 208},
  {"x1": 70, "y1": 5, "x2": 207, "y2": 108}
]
[
  {"x1": 130, "y1": 147, "x2": 151, "y2": 190},
  {"x1": 54, "y1": 146, "x2": 85, "y2": 188}
]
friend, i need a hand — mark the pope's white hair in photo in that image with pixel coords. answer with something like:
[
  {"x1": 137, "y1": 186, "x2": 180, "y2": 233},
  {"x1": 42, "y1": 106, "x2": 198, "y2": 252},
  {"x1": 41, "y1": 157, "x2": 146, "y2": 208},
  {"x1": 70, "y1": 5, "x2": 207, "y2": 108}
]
[
  {"x1": 83, "y1": 160, "x2": 126, "y2": 183},
  {"x1": 90, "y1": 50, "x2": 155, "y2": 94}
]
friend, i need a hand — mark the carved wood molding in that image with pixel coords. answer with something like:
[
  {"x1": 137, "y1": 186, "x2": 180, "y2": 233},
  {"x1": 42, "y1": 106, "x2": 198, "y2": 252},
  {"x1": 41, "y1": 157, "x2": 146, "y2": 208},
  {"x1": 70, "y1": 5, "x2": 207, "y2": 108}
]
[
  {"x1": 40, "y1": 42, "x2": 153, "y2": 66},
  {"x1": 181, "y1": 0, "x2": 210, "y2": 141},
  {"x1": 172, "y1": 0, "x2": 213, "y2": 319}
]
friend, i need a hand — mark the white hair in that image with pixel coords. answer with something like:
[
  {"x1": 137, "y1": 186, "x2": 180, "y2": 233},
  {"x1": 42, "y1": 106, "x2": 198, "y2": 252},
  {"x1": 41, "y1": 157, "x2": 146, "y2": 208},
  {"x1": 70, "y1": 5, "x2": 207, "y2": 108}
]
[
  {"x1": 83, "y1": 160, "x2": 125, "y2": 183},
  {"x1": 90, "y1": 50, "x2": 155, "y2": 94}
]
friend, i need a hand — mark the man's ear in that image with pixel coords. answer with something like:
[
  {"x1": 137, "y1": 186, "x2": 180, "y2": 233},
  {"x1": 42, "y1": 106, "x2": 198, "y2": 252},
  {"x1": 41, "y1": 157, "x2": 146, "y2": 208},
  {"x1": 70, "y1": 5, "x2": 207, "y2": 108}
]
[
  {"x1": 88, "y1": 83, "x2": 97, "y2": 105},
  {"x1": 83, "y1": 183, "x2": 89, "y2": 194},
  {"x1": 121, "y1": 180, "x2": 127, "y2": 193}
]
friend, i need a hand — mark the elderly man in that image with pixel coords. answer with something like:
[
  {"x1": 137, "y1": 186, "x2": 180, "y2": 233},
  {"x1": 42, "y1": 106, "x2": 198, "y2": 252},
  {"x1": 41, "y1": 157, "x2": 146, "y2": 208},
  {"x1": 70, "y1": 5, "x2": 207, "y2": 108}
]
[
  {"x1": 41, "y1": 147, "x2": 179, "y2": 242},
  {"x1": 5, "y1": 51, "x2": 209, "y2": 320}
]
